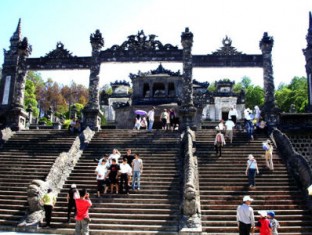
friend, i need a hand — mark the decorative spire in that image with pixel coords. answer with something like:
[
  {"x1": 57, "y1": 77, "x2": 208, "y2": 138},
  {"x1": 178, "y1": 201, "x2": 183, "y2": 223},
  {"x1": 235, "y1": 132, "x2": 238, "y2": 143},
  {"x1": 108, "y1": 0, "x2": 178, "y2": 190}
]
[
  {"x1": 306, "y1": 12, "x2": 312, "y2": 48},
  {"x1": 11, "y1": 18, "x2": 21, "y2": 42}
]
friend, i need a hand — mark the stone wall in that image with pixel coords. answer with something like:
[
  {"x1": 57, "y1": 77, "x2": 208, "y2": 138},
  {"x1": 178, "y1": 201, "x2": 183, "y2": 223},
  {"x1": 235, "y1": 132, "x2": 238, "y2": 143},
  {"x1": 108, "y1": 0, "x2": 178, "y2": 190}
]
[{"x1": 271, "y1": 129, "x2": 312, "y2": 210}]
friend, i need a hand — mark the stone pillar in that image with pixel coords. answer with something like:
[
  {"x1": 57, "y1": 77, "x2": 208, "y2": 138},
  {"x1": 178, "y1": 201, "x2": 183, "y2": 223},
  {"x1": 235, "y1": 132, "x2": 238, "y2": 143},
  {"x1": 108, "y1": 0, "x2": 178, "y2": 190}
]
[
  {"x1": 260, "y1": 32, "x2": 275, "y2": 113},
  {"x1": 179, "y1": 28, "x2": 197, "y2": 131},
  {"x1": 2, "y1": 20, "x2": 32, "y2": 131},
  {"x1": 260, "y1": 32, "x2": 279, "y2": 129},
  {"x1": 303, "y1": 12, "x2": 312, "y2": 112},
  {"x1": 83, "y1": 30, "x2": 104, "y2": 131}
]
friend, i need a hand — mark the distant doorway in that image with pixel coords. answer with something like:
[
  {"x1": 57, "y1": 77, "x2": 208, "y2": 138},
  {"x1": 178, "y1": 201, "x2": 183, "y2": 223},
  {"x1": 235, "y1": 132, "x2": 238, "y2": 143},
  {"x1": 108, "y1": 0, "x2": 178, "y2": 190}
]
[{"x1": 222, "y1": 112, "x2": 228, "y2": 121}]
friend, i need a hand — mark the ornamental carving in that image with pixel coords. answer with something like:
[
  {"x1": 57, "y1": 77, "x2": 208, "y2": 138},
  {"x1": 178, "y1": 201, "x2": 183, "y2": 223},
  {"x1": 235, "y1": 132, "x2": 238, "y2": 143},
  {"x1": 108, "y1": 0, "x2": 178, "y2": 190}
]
[
  {"x1": 106, "y1": 30, "x2": 178, "y2": 54},
  {"x1": 18, "y1": 37, "x2": 32, "y2": 57},
  {"x1": 212, "y1": 36, "x2": 243, "y2": 56},
  {"x1": 43, "y1": 42, "x2": 75, "y2": 59}
]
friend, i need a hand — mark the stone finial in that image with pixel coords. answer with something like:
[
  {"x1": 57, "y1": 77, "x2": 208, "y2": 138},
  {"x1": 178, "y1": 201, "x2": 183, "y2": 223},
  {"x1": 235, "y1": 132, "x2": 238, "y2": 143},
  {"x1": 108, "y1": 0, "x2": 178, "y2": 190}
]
[
  {"x1": 259, "y1": 32, "x2": 274, "y2": 53},
  {"x1": 181, "y1": 27, "x2": 193, "y2": 45},
  {"x1": 90, "y1": 29, "x2": 104, "y2": 51}
]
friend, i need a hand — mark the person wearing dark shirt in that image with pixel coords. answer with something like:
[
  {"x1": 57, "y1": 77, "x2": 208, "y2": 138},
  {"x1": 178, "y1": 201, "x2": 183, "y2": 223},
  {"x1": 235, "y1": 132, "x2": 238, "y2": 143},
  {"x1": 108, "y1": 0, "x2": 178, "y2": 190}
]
[
  {"x1": 66, "y1": 184, "x2": 79, "y2": 223},
  {"x1": 104, "y1": 159, "x2": 120, "y2": 194},
  {"x1": 123, "y1": 149, "x2": 135, "y2": 166}
]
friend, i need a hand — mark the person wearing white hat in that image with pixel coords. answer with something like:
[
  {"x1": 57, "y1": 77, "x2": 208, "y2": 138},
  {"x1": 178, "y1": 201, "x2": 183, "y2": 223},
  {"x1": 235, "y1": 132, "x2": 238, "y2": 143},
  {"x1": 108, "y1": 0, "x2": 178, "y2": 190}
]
[
  {"x1": 237, "y1": 195, "x2": 255, "y2": 235},
  {"x1": 66, "y1": 184, "x2": 79, "y2": 223},
  {"x1": 255, "y1": 210, "x2": 272, "y2": 235},
  {"x1": 245, "y1": 154, "x2": 259, "y2": 188}
]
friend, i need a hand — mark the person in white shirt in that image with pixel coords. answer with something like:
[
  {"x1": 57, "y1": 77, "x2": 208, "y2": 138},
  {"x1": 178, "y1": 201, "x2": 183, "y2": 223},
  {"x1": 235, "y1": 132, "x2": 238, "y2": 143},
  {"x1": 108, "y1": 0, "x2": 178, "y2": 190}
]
[
  {"x1": 147, "y1": 106, "x2": 156, "y2": 132},
  {"x1": 228, "y1": 105, "x2": 238, "y2": 124},
  {"x1": 237, "y1": 195, "x2": 255, "y2": 234},
  {"x1": 132, "y1": 153, "x2": 143, "y2": 190},
  {"x1": 95, "y1": 159, "x2": 109, "y2": 196},
  {"x1": 108, "y1": 149, "x2": 121, "y2": 165},
  {"x1": 225, "y1": 118, "x2": 235, "y2": 143},
  {"x1": 119, "y1": 158, "x2": 132, "y2": 194}
]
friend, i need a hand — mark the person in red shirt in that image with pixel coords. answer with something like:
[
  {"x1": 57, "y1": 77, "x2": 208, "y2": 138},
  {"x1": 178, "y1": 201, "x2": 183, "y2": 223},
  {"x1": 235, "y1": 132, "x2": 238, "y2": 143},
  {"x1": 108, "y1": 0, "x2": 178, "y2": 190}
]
[
  {"x1": 75, "y1": 189, "x2": 92, "y2": 235},
  {"x1": 255, "y1": 210, "x2": 272, "y2": 235}
]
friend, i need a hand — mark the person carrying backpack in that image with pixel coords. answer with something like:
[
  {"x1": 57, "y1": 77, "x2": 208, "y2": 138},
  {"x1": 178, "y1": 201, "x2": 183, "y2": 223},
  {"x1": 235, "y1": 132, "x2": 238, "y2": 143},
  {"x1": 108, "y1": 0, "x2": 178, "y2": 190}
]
[{"x1": 214, "y1": 130, "x2": 226, "y2": 156}]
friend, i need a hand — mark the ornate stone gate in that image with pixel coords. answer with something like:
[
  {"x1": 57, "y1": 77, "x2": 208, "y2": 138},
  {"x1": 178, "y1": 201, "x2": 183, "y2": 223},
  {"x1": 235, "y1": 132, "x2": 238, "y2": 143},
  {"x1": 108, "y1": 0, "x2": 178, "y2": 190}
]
[{"x1": 0, "y1": 19, "x2": 275, "y2": 130}]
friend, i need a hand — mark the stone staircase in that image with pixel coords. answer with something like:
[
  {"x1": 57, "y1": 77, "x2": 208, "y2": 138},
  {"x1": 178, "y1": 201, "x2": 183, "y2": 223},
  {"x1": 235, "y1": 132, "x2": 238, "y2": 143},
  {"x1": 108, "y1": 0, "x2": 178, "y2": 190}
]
[
  {"x1": 196, "y1": 129, "x2": 312, "y2": 235},
  {"x1": 49, "y1": 129, "x2": 182, "y2": 234},
  {"x1": 0, "y1": 130, "x2": 77, "y2": 228}
]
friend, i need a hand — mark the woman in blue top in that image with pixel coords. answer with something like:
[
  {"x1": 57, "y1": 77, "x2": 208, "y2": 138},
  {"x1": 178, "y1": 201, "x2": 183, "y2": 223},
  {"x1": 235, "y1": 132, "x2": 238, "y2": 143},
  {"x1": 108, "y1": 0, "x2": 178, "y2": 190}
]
[{"x1": 245, "y1": 154, "x2": 259, "y2": 188}]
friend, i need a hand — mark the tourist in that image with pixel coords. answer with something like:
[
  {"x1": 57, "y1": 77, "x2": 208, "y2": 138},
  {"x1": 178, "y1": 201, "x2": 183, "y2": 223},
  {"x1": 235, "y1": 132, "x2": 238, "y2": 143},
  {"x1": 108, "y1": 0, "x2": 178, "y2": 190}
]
[
  {"x1": 69, "y1": 118, "x2": 77, "y2": 133},
  {"x1": 94, "y1": 154, "x2": 109, "y2": 166},
  {"x1": 104, "y1": 158, "x2": 120, "y2": 194},
  {"x1": 255, "y1": 211, "x2": 272, "y2": 235},
  {"x1": 245, "y1": 154, "x2": 259, "y2": 188},
  {"x1": 263, "y1": 139, "x2": 274, "y2": 170},
  {"x1": 108, "y1": 149, "x2": 121, "y2": 165},
  {"x1": 166, "y1": 109, "x2": 171, "y2": 130},
  {"x1": 119, "y1": 158, "x2": 132, "y2": 194},
  {"x1": 254, "y1": 105, "x2": 261, "y2": 123},
  {"x1": 132, "y1": 153, "x2": 143, "y2": 190},
  {"x1": 133, "y1": 114, "x2": 141, "y2": 130},
  {"x1": 228, "y1": 105, "x2": 238, "y2": 124},
  {"x1": 40, "y1": 188, "x2": 56, "y2": 228},
  {"x1": 225, "y1": 118, "x2": 235, "y2": 143},
  {"x1": 147, "y1": 106, "x2": 156, "y2": 131},
  {"x1": 123, "y1": 149, "x2": 135, "y2": 167},
  {"x1": 66, "y1": 184, "x2": 79, "y2": 223},
  {"x1": 75, "y1": 189, "x2": 92, "y2": 235},
  {"x1": 95, "y1": 159, "x2": 109, "y2": 197},
  {"x1": 140, "y1": 116, "x2": 148, "y2": 130},
  {"x1": 244, "y1": 108, "x2": 254, "y2": 141},
  {"x1": 123, "y1": 148, "x2": 134, "y2": 186},
  {"x1": 214, "y1": 130, "x2": 226, "y2": 156},
  {"x1": 236, "y1": 195, "x2": 255, "y2": 235},
  {"x1": 215, "y1": 119, "x2": 225, "y2": 134},
  {"x1": 160, "y1": 109, "x2": 168, "y2": 130},
  {"x1": 169, "y1": 108, "x2": 176, "y2": 131},
  {"x1": 267, "y1": 211, "x2": 280, "y2": 235}
]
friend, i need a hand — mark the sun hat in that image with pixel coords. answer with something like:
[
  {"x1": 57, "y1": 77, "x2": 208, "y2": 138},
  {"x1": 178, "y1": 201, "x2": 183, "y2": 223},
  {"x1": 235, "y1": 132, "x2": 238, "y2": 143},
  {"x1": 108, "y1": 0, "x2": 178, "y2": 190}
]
[
  {"x1": 267, "y1": 211, "x2": 275, "y2": 217},
  {"x1": 243, "y1": 195, "x2": 254, "y2": 202},
  {"x1": 71, "y1": 184, "x2": 76, "y2": 188},
  {"x1": 248, "y1": 154, "x2": 254, "y2": 160},
  {"x1": 258, "y1": 210, "x2": 267, "y2": 217}
]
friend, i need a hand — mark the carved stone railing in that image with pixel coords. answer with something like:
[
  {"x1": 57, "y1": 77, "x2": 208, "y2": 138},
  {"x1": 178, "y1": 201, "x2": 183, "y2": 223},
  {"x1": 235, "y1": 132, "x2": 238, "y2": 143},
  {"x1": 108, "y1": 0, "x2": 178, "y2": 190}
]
[
  {"x1": 17, "y1": 127, "x2": 95, "y2": 228},
  {"x1": 271, "y1": 128, "x2": 312, "y2": 210},
  {"x1": 179, "y1": 127, "x2": 202, "y2": 234}
]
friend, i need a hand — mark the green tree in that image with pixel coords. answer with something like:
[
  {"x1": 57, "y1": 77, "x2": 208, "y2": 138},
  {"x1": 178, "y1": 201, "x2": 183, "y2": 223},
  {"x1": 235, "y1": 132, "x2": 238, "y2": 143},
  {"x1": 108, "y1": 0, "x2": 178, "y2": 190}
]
[
  {"x1": 25, "y1": 72, "x2": 41, "y2": 117},
  {"x1": 275, "y1": 76, "x2": 308, "y2": 112},
  {"x1": 245, "y1": 85, "x2": 265, "y2": 109}
]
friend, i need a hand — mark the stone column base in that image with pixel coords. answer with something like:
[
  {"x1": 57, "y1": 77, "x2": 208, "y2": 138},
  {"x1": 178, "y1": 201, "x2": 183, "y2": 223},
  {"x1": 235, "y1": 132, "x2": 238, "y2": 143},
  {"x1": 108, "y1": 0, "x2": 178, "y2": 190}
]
[
  {"x1": 179, "y1": 106, "x2": 197, "y2": 131},
  {"x1": 83, "y1": 108, "x2": 102, "y2": 131},
  {"x1": 7, "y1": 107, "x2": 28, "y2": 131}
]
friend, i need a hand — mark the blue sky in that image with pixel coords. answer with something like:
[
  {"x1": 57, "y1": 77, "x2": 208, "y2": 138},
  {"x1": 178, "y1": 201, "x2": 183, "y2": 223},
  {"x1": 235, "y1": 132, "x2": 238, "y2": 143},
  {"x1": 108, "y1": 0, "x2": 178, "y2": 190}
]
[{"x1": 1, "y1": 0, "x2": 312, "y2": 88}]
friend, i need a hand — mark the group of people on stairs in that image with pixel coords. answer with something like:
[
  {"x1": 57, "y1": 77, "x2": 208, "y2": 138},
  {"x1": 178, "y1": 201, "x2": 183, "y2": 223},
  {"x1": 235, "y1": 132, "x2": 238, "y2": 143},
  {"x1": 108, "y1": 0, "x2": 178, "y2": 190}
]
[{"x1": 237, "y1": 195, "x2": 280, "y2": 235}]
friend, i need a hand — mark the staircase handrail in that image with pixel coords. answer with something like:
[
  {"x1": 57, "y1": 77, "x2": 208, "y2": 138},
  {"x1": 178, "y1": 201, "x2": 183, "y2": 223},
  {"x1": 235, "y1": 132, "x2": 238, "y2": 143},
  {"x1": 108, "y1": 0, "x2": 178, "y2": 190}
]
[
  {"x1": 179, "y1": 126, "x2": 202, "y2": 233},
  {"x1": 271, "y1": 128, "x2": 312, "y2": 210},
  {"x1": 18, "y1": 127, "x2": 95, "y2": 227}
]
